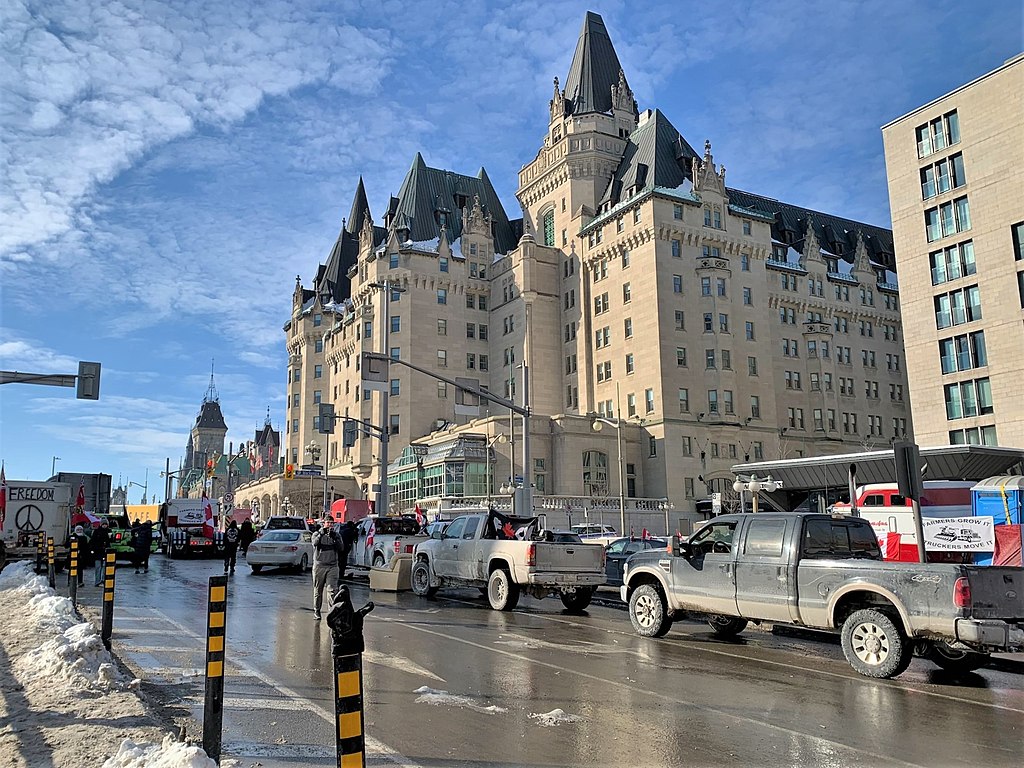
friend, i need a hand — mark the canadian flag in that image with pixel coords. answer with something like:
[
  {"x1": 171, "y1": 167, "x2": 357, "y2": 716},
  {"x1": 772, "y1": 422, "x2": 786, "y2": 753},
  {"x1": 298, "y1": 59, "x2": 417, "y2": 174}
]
[
  {"x1": 202, "y1": 492, "x2": 215, "y2": 539},
  {"x1": 75, "y1": 483, "x2": 86, "y2": 510},
  {"x1": 414, "y1": 504, "x2": 424, "y2": 528},
  {"x1": 366, "y1": 518, "x2": 376, "y2": 548},
  {"x1": 641, "y1": 528, "x2": 650, "y2": 541}
]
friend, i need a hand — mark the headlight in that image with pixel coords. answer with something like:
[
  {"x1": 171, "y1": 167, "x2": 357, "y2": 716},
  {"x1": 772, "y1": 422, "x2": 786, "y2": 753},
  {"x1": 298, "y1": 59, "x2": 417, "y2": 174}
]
[{"x1": 622, "y1": 562, "x2": 629, "y2": 577}]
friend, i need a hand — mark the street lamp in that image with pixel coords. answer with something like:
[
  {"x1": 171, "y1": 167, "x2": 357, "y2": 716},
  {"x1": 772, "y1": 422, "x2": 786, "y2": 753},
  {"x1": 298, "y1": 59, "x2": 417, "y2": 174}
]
[
  {"x1": 484, "y1": 433, "x2": 507, "y2": 503},
  {"x1": 732, "y1": 474, "x2": 781, "y2": 514},
  {"x1": 305, "y1": 440, "x2": 321, "y2": 520},
  {"x1": 368, "y1": 280, "x2": 407, "y2": 519},
  {"x1": 128, "y1": 472, "x2": 149, "y2": 504},
  {"x1": 591, "y1": 414, "x2": 626, "y2": 538}
]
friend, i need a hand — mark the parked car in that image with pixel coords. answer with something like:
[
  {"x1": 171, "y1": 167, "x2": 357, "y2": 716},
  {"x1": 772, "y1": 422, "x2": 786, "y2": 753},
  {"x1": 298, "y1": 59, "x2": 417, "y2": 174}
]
[
  {"x1": 570, "y1": 523, "x2": 619, "y2": 546},
  {"x1": 604, "y1": 536, "x2": 667, "y2": 587},
  {"x1": 258, "y1": 516, "x2": 311, "y2": 538},
  {"x1": 247, "y1": 530, "x2": 313, "y2": 573}
]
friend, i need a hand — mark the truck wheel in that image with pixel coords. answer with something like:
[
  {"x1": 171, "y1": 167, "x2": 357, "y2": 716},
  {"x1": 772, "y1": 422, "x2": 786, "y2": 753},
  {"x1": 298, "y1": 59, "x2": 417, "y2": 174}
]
[
  {"x1": 924, "y1": 642, "x2": 990, "y2": 674},
  {"x1": 372, "y1": 553, "x2": 385, "y2": 569},
  {"x1": 841, "y1": 608, "x2": 913, "y2": 678},
  {"x1": 629, "y1": 584, "x2": 672, "y2": 638},
  {"x1": 250, "y1": 565, "x2": 262, "y2": 574},
  {"x1": 559, "y1": 587, "x2": 594, "y2": 613},
  {"x1": 411, "y1": 560, "x2": 438, "y2": 597},
  {"x1": 487, "y1": 568, "x2": 520, "y2": 611},
  {"x1": 707, "y1": 615, "x2": 748, "y2": 637}
]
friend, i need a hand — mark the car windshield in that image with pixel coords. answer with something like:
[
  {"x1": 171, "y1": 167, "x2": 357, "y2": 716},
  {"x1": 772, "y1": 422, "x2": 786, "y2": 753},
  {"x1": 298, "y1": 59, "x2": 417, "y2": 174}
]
[
  {"x1": 261, "y1": 531, "x2": 301, "y2": 542},
  {"x1": 266, "y1": 518, "x2": 306, "y2": 529}
]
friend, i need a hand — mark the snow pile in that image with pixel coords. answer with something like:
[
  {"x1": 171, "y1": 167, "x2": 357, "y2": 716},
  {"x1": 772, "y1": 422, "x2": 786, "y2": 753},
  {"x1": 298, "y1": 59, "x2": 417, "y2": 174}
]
[
  {"x1": 16, "y1": 620, "x2": 125, "y2": 691},
  {"x1": 102, "y1": 736, "x2": 218, "y2": 768},
  {"x1": 529, "y1": 708, "x2": 583, "y2": 727},
  {"x1": 413, "y1": 685, "x2": 507, "y2": 714}
]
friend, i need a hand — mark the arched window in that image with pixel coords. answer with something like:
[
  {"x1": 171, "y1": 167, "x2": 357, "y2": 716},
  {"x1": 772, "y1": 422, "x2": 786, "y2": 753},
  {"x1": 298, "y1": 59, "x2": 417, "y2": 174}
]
[
  {"x1": 543, "y1": 210, "x2": 555, "y2": 247},
  {"x1": 582, "y1": 450, "x2": 609, "y2": 495}
]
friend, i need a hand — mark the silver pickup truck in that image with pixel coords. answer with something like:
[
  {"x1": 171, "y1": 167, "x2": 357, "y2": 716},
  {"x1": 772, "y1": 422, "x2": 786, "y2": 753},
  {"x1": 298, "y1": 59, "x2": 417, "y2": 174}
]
[
  {"x1": 411, "y1": 511, "x2": 606, "y2": 612},
  {"x1": 621, "y1": 512, "x2": 1024, "y2": 678}
]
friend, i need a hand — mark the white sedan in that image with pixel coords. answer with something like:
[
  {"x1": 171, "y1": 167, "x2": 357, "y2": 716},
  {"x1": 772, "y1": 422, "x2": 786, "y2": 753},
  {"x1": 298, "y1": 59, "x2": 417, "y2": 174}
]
[{"x1": 246, "y1": 530, "x2": 313, "y2": 574}]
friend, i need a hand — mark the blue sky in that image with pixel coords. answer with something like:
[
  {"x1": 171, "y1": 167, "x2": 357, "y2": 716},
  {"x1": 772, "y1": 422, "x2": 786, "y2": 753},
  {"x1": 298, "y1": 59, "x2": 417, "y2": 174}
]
[{"x1": 1, "y1": 0, "x2": 1020, "y2": 499}]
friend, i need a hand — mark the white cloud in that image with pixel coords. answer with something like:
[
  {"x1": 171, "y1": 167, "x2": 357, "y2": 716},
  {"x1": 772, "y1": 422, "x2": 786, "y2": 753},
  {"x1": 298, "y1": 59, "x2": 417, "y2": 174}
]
[{"x1": 0, "y1": 330, "x2": 80, "y2": 372}]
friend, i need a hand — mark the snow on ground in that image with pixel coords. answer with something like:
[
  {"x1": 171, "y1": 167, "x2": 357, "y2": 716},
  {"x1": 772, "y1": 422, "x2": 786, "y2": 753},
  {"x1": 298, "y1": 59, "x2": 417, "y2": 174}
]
[
  {"x1": 529, "y1": 709, "x2": 583, "y2": 727},
  {"x1": 0, "y1": 562, "x2": 215, "y2": 768},
  {"x1": 412, "y1": 685, "x2": 507, "y2": 715}
]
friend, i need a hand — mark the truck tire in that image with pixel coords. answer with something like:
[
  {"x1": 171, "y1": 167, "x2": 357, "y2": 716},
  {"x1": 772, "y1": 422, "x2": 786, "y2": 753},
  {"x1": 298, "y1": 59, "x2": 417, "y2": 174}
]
[
  {"x1": 487, "y1": 567, "x2": 520, "y2": 611},
  {"x1": 250, "y1": 565, "x2": 262, "y2": 574},
  {"x1": 629, "y1": 584, "x2": 672, "y2": 638},
  {"x1": 841, "y1": 608, "x2": 913, "y2": 678},
  {"x1": 559, "y1": 587, "x2": 594, "y2": 613},
  {"x1": 924, "y1": 642, "x2": 991, "y2": 674},
  {"x1": 411, "y1": 560, "x2": 438, "y2": 597},
  {"x1": 707, "y1": 615, "x2": 748, "y2": 637}
]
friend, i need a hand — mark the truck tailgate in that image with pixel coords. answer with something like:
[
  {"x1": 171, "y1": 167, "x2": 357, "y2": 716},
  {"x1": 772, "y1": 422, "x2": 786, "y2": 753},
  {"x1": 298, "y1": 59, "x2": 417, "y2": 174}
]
[
  {"x1": 967, "y1": 567, "x2": 1024, "y2": 621},
  {"x1": 534, "y1": 542, "x2": 604, "y2": 573}
]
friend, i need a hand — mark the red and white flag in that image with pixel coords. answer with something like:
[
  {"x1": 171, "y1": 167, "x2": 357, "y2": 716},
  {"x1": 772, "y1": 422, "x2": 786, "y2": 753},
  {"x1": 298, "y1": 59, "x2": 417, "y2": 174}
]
[
  {"x1": 414, "y1": 504, "x2": 424, "y2": 528},
  {"x1": 641, "y1": 528, "x2": 649, "y2": 541},
  {"x1": 202, "y1": 492, "x2": 215, "y2": 539},
  {"x1": 248, "y1": 445, "x2": 257, "y2": 474},
  {"x1": 75, "y1": 483, "x2": 86, "y2": 510},
  {"x1": 0, "y1": 461, "x2": 7, "y2": 531},
  {"x1": 366, "y1": 518, "x2": 376, "y2": 548}
]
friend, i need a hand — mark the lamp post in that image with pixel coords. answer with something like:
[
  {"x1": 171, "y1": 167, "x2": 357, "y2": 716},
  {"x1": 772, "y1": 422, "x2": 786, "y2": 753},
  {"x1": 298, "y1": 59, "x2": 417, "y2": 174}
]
[
  {"x1": 591, "y1": 414, "x2": 625, "y2": 538},
  {"x1": 51, "y1": 456, "x2": 61, "y2": 478},
  {"x1": 306, "y1": 440, "x2": 321, "y2": 520},
  {"x1": 128, "y1": 472, "x2": 149, "y2": 505},
  {"x1": 732, "y1": 474, "x2": 781, "y2": 514},
  {"x1": 368, "y1": 281, "x2": 407, "y2": 518},
  {"x1": 484, "y1": 433, "x2": 507, "y2": 503}
]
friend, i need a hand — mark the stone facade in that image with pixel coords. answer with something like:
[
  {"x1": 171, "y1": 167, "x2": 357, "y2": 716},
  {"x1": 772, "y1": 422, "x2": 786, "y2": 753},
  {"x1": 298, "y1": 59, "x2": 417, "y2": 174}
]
[
  {"x1": 281, "y1": 12, "x2": 914, "y2": 516},
  {"x1": 883, "y1": 54, "x2": 1024, "y2": 448}
]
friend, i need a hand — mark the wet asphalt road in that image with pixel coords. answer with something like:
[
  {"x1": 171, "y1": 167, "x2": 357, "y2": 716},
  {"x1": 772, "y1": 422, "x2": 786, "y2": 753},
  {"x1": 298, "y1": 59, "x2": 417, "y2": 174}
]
[{"x1": 70, "y1": 554, "x2": 1024, "y2": 768}]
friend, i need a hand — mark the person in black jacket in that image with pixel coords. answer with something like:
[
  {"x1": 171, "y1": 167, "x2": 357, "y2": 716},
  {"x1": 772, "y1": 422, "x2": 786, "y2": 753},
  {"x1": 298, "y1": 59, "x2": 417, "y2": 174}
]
[
  {"x1": 223, "y1": 520, "x2": 240, "y2": 574},
  {"x1": 239, "y1": 519, "x2": 256, "y2": 555},
  {"x1": 132, "y1": 520, "x2": 152, "y2": 574},
  {"x1": 91, "y1": 521, "x2": 111, "y2": 586}
]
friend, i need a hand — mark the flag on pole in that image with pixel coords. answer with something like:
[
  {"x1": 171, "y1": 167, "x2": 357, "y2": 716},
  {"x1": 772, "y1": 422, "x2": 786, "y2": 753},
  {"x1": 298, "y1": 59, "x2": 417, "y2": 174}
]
[
  {"x1": 366, "y1": 518, "x2": 376, "y2": 548},
  {"x1": 0, "y1": 462, "x2": 7, "y2": 531},
  {"x1": 202, "y1": 492, "x2": 215, "y2": 539},
  {"x1": 248, "y1": 445, "x2": 257, "y2": 474},
  {"x1": 641, "y1": 528, "x2": 649, "y2": 541},
  {"x1": 75, "y1": 483, "x2": 86, "y2": 511},
  {"x1": 414, "y1": 504, "x2": 424, "y2": 528}
]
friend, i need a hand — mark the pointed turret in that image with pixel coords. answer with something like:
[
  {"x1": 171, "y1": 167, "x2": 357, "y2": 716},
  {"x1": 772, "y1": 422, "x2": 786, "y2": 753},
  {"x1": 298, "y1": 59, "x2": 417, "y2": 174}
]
[
  {"x1": 563, "y1": 12, "x2": 626, "y2": 116},
  {"x1": 346, "y1": 177, "x2": 371, "y2": 236}
]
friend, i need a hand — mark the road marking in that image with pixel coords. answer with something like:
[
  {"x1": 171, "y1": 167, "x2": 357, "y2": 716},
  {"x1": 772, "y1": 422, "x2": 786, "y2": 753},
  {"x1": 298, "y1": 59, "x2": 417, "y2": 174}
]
[
  {"x1": 151, "y1": 610, "x2": 421, "y2": 768},
  {"x1": 362, "y1": 649, "x2": 445, "y2": 682}
]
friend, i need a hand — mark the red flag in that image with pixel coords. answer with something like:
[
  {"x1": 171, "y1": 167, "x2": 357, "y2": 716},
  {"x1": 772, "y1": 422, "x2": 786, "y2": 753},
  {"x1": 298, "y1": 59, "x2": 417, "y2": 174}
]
[
  {"x1": 641, "y1": 528, "x2": 649, "y2": 541},
  {"x1": 0, "y1": 461, "x2": 7, "y2": 530},
  {"x1": 366, "y1": 518, "x2": 376, "y2": 547},
  {"x1": 202, "y1": 492, "x2": 215, "y2": 539},
  {"x1": 75, "y1": 483, "x2": 86, "y2": 510},
  {"x1": 414, "y1": 504, "x2": 424, "y2": 528}
]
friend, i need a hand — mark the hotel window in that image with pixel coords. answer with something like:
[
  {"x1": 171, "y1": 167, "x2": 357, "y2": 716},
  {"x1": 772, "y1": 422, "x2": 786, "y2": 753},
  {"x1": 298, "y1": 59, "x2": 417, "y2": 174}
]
[
  {"x1": 677, "y1": 347, "x2": 688, "y2": 367},
  {"x1": 675, "y1": 311, "x2": 685, "y2": 330},
  {"x1": 915, "y1": 110, "x2": 960, "y2": 158},
  {"x1": 940, "y1": 331, "x2": 987, "y2": 374},
  {"x1": 929, "y1": 241, "x2": 977, "y2": 284},
  {"x1": 313, "y1": 313, "x2": 322, "y2": 327},
  {"x1": 625, "y1": 353, "x2": 635, "y2": 374},
  {"x1": 714, "y1": 208, "x2": 722, "y2": 228},
  {"x1": 437, "y1": 382, "x2": 447, "y2": 398},
  {"x1": 671, "y1": 239, "x2": 681, "y2": 257},
  {"x1": 439, "y1": 256, "x2": 449, "y2": 272},
  {"x1": 721, "y1": 350, "x2": 731, "y2": 369},
  {"x1": 701, "y1": 277, "x2": 712, "y2": 296},
  {"x1": 678, "y1": 388, "x2": 689, "y2": 413},
  {"x1": 745, "y1": 322, "x2": 755, "y2": 340},
  {"x1": 389, "y1": 252, "x2": 399, "y2": 269},
  {"x1": 704, "y1": 207, "x2": 712, "y2": 226},
  {"x1": 622, "y1": 250, "x2": 630, "y2": 268},
  {"x1": 627, "y1": 393, "x2": 637, "y2": 417},
  {"x1": 743, "y1": 287, "x2": 752, "y2": 305},
  {"x1": 390, "y1": 346, "x2": 400, "y2": 360},
  {"x1": 707, "y1": 389, "x2": 718, "y2": 414},
  {"x1": 949, "y1": 425, "x2": 998, "y2": 446},
  {"x1": 594, "y1": 292, "x2": 609, "y2": 314},
  {"x1": 723, "y1": 390, "x2": 734, "y2": 415},
  {"x1": 920, "y1": 152, "x2": 966, "y2": 199},
  {"x1": 719, "y1": 313, "x2": 729, "y2": 333},
  {"x1": 1013, "y1": 221, "x2": 1024, "y2": 261},
  {"x1": 437, "y1": 288, "x2": 448, "y2": 305},
  {"x1": 934, "y1": 284, "x2": 982, "y2": 329},
  {"x1": 925, "y1": 196, "x2": 971, "y2": 242},
  {"x1": 617, "y1": 218, "x2": 624, "y2": 234},
  {"x1": 741, "y1": 254, "x2": 750, "y2": 271},
  {"x1": 622, "y1": 282, "x2": 632, "y2": 303},
  {"x1": 717, "y1": 278, "x2": 727, "y2": 297},
  {"x1": 705, "y1": 349, "x2": 716, "y2": 369},
  {"x1": 390, "y1": 379, "x2": 400, "y2": 396},
  {"x1": 673, "y1": 204, "x2": 683, "y2": 220},
  {"x1": 944, "y1": 378, "x2": 993, "y2": 420},
  {"x1": 703, "y1": 313, "x2": 713, "y2": 332},
  {"x1": 645, "y1": 388, "x2": 655, "y2": 413},
  {"x1": 673, "y1": 275, "x2": 683, "y2": 293},
  {"x1": 743, "y1": 220, "x2": 751, "y2": 235},
  {"x1": 437, "y1": 350, "x2": 447, "y2": 367},
  {"x1": 314, "y1": 365, "x2": 322, "y2": 379},
  {"x1": 750, "y1": 395, "x2": 760, "y2": 419},
  {"x1": 634, "y1": 208, "x2": 641, "y2": 225},
  {"x1": 748, "y1": 356, "x2": 758, "y2": 376},
  {"x1": 624, "y1": 318, "x2": 633, "y2": 338},
  {"x1": 543, "y1": 210, "x2": 555, "y2": 247}
]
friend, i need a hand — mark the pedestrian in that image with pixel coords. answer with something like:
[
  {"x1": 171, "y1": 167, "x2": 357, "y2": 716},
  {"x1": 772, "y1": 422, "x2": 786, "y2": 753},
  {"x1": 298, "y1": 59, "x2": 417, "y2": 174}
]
[
  {"x1": 68, "y1": 525, "x2": 89, "y2": 586},
  {"x1": 91, "y1": 520, "x2": 111, "y2": 586},
  {"x1": 223, "y1": 520, "x2": 240, "y2": 574},
  {"x1": 340, "y1": 521, "x2": 358, "y2": 578},
  {"x1": 239, "y1": 518, "x2": 256, "y2": 555},
  {"x1": 132, "y1": 520, "x2": 152, "y2": 574},
  {"x1": 311, "y1": 521, "x2": 345, "y2": 620}
]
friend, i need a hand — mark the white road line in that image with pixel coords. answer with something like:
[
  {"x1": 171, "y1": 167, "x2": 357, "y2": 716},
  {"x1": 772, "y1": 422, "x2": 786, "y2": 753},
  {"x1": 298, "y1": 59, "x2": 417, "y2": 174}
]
[
  {"x1": 381, "y1": 613, "x2": 930, "y2": 768},
  {"x1": 362, "y1": 649, "x2": 445, "y2": 683},
  {"x1": 151, "y1": 610, "x2": 421, "y2": 768}
]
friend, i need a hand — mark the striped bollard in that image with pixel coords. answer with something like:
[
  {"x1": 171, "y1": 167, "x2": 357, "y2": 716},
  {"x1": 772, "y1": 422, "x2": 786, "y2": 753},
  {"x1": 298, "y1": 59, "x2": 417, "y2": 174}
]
[
  {"x1": 47, "y1": 536, "x2": 55, "y2": 589},
  {"x1": 203, "y1": 575, "x2": 228, "y2": 762},
  {"x1": 36, "y1": 532, "x2": 45, "y2": 573},
  {"x1": 101, "y1": 549, "x2": 116, "y2": 649},
  {"x1": 69, "y1": 538, "x2": 79, "y2": 606},
  {"x1": 327, "y1": 586, "x2": 374, "y2": 768}
]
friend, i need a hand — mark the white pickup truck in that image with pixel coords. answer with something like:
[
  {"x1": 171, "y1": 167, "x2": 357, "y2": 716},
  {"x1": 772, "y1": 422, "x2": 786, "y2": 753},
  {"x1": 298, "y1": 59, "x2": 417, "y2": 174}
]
[{"x1": 411, "y1": 511, "x2": 606, "y2": 612}]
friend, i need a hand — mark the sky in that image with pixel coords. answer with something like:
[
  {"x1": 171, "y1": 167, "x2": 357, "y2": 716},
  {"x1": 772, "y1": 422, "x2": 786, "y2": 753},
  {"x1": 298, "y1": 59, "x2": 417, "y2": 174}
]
[{"x1": 1, "y1": 0, "x2": 1021, "y2": 500}]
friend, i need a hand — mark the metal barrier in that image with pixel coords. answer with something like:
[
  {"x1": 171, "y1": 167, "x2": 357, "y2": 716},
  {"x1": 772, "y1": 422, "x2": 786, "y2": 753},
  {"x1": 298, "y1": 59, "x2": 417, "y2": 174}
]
[{"x1": 203, "y1": 575, "x2": 228, "y2": 762}]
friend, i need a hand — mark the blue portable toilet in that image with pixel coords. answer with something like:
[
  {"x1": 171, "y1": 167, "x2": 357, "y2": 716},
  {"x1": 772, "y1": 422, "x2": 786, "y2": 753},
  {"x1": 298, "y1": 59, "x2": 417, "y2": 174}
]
[{"x1": 970, "y1": 476, "x2": 1024, "y2": 565}]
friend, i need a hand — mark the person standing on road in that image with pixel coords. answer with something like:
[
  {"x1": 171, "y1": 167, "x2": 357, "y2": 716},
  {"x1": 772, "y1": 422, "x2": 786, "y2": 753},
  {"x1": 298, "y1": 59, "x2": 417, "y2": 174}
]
[
  {"x1": 340, "y1": 521, "x2": 357, "y2": 578},
  {"x1": 239, "y1": 519, "x2": 256, "y2": 555},
  {"x1": 132, "y1": 520, "x2": 152, "y2": 574},
  {"x1": 311, "y1": 523, "x2": 344, "y2": 620},
  {"x1": 90, "y1": 521, "x2": 111, "y2": 586},
  {"x1": 223, "y1": 520, "x2": 240, "y2": 574}
]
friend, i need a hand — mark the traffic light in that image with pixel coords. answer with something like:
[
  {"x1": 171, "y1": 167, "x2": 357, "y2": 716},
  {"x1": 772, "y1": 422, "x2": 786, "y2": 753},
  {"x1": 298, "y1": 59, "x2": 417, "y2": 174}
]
[
  {"x1": 76, "y1": 361, "x2": 101, "y2": 400},
  {"x1": 342, "y1": 419, "x2": 359, "y2": 448},
  {"x1": 284, "y1": 463, "x2": 295, "y2": 480},
  {"x1": 206, "y1": 460, "x2": 215, "y2": 478}
]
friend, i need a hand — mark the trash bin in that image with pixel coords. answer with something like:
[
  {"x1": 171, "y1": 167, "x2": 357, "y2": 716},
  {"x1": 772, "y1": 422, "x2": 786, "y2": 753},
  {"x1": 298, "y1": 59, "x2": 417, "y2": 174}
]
[{"x1": 369, "y1": 553, "x2": 413, "y2": 592}]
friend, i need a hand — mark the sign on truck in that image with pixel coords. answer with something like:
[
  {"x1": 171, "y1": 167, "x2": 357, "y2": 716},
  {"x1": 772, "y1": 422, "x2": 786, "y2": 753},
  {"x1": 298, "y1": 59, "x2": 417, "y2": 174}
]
[
  {"x1": 1, "y1": 481, "x2": 72, "y2": 564},
  {"x1": 160, "y1": 498, "x2": 223, "y2": 558}
]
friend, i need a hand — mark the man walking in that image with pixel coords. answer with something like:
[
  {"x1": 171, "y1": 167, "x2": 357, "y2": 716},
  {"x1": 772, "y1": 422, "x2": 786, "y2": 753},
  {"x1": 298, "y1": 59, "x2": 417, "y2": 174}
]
[
  {"x1": 91, "y1": 520, "x2": 111, "y2": 586},
  {"x1": 223, "y1": 520, "x2": 240, "y2": 574},
  {"x1": 132, "y1": 519, "x2": 152, "y2": 574},
  {"x1": 239, "y1": 518, "x2": 256, "y2": 555},
  {"x1": 311, "y1": 521, "x2": 344, "y2": 620}
]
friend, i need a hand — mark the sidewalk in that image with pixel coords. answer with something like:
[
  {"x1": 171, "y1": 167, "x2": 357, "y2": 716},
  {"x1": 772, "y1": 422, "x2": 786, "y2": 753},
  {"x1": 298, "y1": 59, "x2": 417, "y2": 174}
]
[{"x1": 0, "y1": 562, "x2": 218, "y2": 768}]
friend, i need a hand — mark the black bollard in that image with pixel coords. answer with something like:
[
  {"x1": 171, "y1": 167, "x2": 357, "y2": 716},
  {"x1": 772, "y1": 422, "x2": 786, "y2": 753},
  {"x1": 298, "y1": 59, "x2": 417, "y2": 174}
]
[
  {"x1": 203, "y1": 575, "x2": 228, "y2": 762},
  {"x1": 69, "y1": 538, "x2": 79, "y2": 607},
  {"x1": 36, "y1": 532, "x2": 45, "y2": 573},
  {"x1": 327, "y1": 585, "x2": 374, "y2": 768},
  {"x1": 101, "y1": 549, "x2": 116, "y2": 650},
  {"x1": 47, "y1": 536, "x2": 55, "y2": 589}
]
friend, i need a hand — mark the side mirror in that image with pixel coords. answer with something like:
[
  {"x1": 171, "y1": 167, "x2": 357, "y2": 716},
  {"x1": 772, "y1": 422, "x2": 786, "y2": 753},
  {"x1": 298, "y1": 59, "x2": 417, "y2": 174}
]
[
  {"x1": 671, "y1": 535, "x2": 690, "y2": 558},
  {"x1": 431, "y1": 530, "x2": 443, "y2": 540}
]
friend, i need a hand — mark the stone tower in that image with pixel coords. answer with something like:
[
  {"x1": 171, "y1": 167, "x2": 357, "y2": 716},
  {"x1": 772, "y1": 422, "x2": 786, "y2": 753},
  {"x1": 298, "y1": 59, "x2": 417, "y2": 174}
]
[{"x1": 190, "y1": 369, "x2": 228, "y2": 471}]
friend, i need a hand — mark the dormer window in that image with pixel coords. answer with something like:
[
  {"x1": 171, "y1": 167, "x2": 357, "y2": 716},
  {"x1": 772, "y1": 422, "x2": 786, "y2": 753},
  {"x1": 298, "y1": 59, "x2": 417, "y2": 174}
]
[{"x1": 834, "y1": 242, "x2": 844, "y2": 255}]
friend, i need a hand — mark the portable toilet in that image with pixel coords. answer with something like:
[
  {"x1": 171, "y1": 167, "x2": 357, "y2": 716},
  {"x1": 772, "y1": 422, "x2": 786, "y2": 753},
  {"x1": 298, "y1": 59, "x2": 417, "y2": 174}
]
[{"x1": 970, "y1": 476, "x2": 1024, "y2": 566}]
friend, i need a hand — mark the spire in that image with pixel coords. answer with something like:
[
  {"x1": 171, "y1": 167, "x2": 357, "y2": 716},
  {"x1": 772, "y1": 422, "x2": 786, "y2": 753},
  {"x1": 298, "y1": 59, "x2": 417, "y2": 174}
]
[
  {"x1": 346, "y1": 176, "x2": 371, "y2": 236},
  {"x1": 265, "y1": 406, "x2": 272, "y2": 427},
  {"x1": 203, "y1": 361, "x2": 219, "y2": 404},
  {"x1": 563, "y1": 11, "x2": 625, "y2": 116}
]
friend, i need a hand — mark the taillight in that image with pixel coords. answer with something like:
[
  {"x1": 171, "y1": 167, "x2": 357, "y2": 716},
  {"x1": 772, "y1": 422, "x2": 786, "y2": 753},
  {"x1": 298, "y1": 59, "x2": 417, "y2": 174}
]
[
  {"x1": 526, "y1": 543, "x2": 536, "y2": 566},
  {"x1": 285, "y1": 546, "x2": 298, "y2": 552},
  {"x1": 404, "y1": 544, "x2": 413, "y2": 554},
  {"x1": 394, "y1": 540, "x2": 401, "y2": 553},
  {"x1": 953, "y1": 577, "x2": 971, "y2": 608}
]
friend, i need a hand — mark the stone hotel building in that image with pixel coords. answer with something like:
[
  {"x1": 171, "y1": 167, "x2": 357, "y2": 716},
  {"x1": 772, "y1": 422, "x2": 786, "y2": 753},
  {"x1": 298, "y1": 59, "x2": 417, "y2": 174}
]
[{"x1": 280, "y1": 12, "x2": 913, "y2": 518}]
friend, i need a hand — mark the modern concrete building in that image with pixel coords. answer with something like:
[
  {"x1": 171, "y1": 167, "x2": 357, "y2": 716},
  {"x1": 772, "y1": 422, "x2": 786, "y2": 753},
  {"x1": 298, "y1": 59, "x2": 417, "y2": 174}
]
[
  {"x1": 883, "y1": 53, "x2": 1024, "y2": 448},
  {"x1": 279, "y1": 11, "x2": 912, "y2": 521}
]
